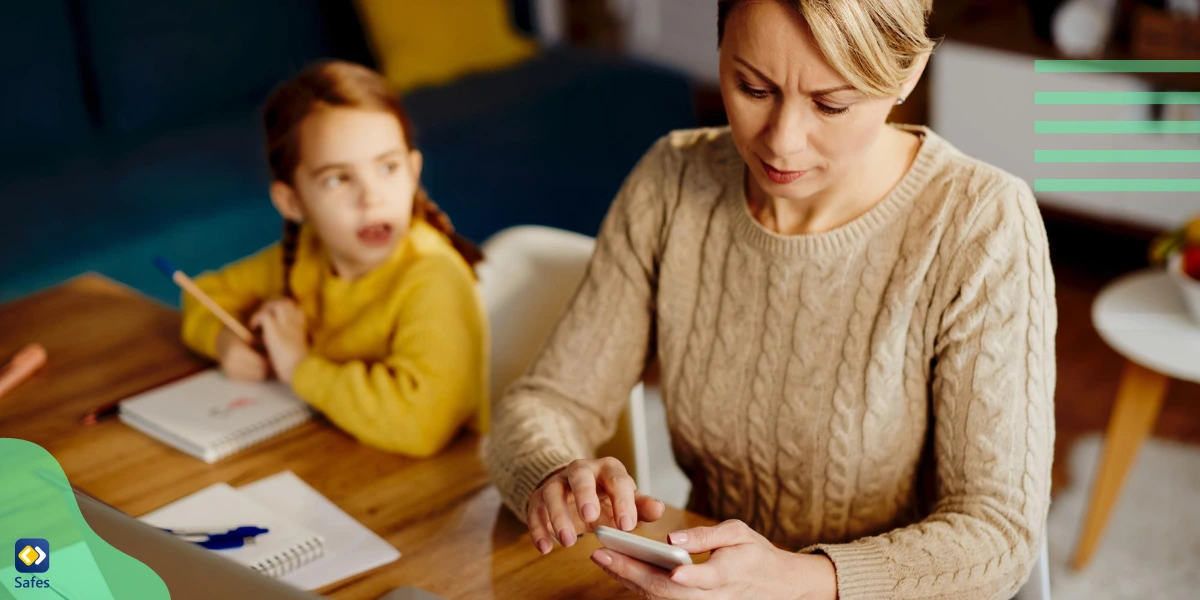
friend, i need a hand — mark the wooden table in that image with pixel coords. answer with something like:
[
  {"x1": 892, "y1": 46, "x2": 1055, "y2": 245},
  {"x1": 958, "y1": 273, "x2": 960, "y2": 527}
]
[{"x1": 0, "y1": 274, "x2": 711, "y2": 599}]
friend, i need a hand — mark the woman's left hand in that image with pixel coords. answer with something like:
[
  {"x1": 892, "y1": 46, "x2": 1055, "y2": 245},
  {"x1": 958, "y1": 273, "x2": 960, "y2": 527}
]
[
  {"x1": 590, "y1": 519, "x2": 838, "y2": 600},
  {"x1": 249, "y1": 298, "x2": 309, "y2": 384}
]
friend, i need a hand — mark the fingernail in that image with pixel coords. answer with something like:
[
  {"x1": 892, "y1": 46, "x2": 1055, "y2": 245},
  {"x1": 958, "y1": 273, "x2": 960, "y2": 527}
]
[
  {"x1": 583, "y1": 503, "x2": 599, "y2": 521},
  {"x1": 657, "y1": 500, "x2": 666, "y2": 511},
  {"x1": 536, "y1": 539, "x2": 551, "y2": 555},
  {"x1": 668, "y1": 531, "x2": 687, "y2": 545},
  {"x1": 592, "y1": 550, "x2": 612, "y2": 566},
  {"x1": 559, "y1": 528, "x2": 576, "y2": 547},
  {"x1": 620, "y1": 515, "x2": 635, "y2": 531}
]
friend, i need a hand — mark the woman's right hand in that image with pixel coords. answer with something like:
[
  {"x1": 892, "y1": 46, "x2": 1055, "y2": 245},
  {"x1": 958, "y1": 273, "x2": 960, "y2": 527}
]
[
  {"x1": 214, "y1": 327, "x2": 269, "y2": 381},
  {"x1": 527, "y1": 457, "x2": 665, "y2": 555}
]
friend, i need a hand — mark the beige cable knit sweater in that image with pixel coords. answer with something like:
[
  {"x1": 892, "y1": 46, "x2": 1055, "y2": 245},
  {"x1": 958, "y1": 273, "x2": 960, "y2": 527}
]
[{"x1": 484, "y1": 125, "x2": 1056, "y2": 599}]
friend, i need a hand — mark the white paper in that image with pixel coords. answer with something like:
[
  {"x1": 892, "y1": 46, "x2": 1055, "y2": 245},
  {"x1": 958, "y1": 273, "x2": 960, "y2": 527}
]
[{"x1": 239, "y1": 471, "x2": 401, "y2": 591}]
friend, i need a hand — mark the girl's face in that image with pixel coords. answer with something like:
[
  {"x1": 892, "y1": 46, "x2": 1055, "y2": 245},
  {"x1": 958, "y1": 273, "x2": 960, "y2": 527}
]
[
  {"x1": 271, "y1": 106, "x2": 422, "y2": 279},
  {"x1": 719, "y1": 1, "x2": 897, "y2": 204}
]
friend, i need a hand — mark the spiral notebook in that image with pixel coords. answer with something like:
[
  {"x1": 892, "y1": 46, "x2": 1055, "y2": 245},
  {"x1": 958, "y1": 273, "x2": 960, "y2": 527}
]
[
  {"x1": 119, "y1": 369, "x2": 313, "y2": 463},
  {"x1": 139, "y1": 482, "x2": 326, "y2": 579}
]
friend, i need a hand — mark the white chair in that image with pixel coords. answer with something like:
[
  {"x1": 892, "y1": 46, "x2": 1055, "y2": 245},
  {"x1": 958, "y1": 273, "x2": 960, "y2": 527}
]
[
  {"x1": 1013, "y1": 537, "x2": 1051, "y2": 600},
  {"x1": 477, "y1": 225, "x2": 652, "y2": 495}
]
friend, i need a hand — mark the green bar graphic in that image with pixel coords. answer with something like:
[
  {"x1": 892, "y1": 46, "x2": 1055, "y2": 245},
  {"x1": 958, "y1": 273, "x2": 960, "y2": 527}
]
[
  {"x1": 1035, "y1": 60, "x2": 1200, "y2": 73},
  {"x1": 1034, "y1": 179, "x2": 1200, "y2": 192},
  {"x1": 1035, "y1": 92, "x2": 1200, "y2": 104},
  {"x1": 1035, "y1": 121, "x2": 1200, "y2": 134},
  {"x1": 1036, "y1": 150, "x2": 1200, "y2": 162}
]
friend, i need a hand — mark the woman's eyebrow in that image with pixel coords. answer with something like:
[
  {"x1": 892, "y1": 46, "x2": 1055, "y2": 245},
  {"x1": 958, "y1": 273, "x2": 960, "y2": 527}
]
[
  {"x1": 733, "y1": 55, "x2": 856, "y2": 97},
  {"x1": 734, "y1": 56, "x2": 779, "y2": 89}
]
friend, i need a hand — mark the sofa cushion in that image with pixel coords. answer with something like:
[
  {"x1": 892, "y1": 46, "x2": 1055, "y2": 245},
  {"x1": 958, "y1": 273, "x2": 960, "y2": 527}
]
[
  {"x1": 355, "y1": 0, "x2": 537, "y2": 92},
  {"x1": 404, "y1": 48, "x2": 696, "y2": 242},
  {"x1": 79, "y1": 0, "x2": 336, "y2": 135},
  {"x1": 0, "y1": 1, "x2": 96, "y2": 155}
]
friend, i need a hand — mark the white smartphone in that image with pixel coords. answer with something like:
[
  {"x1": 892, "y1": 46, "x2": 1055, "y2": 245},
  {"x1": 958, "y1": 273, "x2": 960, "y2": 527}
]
[{"x1": 594, "y1": 526, "x2": 693, "y2": 570}]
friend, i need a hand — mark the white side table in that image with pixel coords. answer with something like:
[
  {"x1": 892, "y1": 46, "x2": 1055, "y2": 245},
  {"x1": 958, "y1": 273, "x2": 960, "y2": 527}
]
[{"x1": 1071, "y1": 270, "x2": 1200, "y2": 570}]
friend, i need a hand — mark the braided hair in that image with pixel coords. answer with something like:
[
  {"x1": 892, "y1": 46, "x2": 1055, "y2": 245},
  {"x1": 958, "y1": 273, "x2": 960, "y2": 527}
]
[{"x1": 263, "y1": 60, "x2": 483, "y2": 297}]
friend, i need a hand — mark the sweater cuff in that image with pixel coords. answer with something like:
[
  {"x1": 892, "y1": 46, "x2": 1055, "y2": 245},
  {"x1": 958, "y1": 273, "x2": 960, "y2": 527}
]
[
  {"x1": 290, "y1": 355, "x2": 334, "y2": 410},
  {"x1": 801, "y1": 540, "x2": 895, "y2": 599},
  {"x1": 492, "y1": 446, "x2": 577, "y2": 522}
]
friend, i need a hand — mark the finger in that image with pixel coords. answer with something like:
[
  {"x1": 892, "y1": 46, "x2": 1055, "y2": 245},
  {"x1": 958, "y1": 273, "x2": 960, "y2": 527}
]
[
  {"x1": 526, "y1": 498, "x2": 553, "y2": 555},
  {"x1": 669, "y1": 563, "x2": 724, "y2": 590},
  {"x1": 541, "y1": 480, "x2": 577, "y2": 547},
  {"x1": 592, "y1": 550, "x2": 643, "y2": 595},
  {"x1": 567, "y1": 466, "x2": 601, "y2": 523},
  {"x1": 251, "y1": 349, "x2": 271, "y2": 378},
  {"x1": 597, "y1": 459, "x2": 638, "y2": 531},
  {"x1": 635, "y1": 494, "x2": 666, "y2": 523},
  {"x1": 593, "y1": 549, "x2": 689, "y2": 599},
  {"x1": 248, "y1": 311, "x2": 264, "y2": 330},
  {"x1": 667, "y1": 520, "x2": 753, "y2": 553}
]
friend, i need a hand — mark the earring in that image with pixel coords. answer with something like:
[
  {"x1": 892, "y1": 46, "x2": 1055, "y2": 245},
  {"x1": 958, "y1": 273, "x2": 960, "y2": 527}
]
[{"x1": 896, "y1": 96, "x2": 906, "y2": 105}]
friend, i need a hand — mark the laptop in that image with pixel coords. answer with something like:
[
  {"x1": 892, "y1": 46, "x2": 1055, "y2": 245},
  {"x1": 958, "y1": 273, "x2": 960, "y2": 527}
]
[{"x1": 76, "y1": 489, "x2": 443, "y2": 600}]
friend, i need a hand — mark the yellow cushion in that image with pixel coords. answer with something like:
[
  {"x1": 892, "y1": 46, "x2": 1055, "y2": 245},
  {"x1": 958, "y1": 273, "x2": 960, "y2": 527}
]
[{"x1": 355, "y1": 0, "x2": 537, "y2": 92}]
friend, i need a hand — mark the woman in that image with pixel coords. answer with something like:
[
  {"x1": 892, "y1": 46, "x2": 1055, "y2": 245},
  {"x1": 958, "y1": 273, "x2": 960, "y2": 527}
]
[{"x1": 485, "y1": 0, "x2": 1055, "y2": 598}]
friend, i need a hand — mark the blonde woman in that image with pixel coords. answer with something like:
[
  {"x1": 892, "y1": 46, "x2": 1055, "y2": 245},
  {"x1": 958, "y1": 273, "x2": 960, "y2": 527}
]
[{"x1": 485, "y1": 0, "x2": 1055, "y2": 598}]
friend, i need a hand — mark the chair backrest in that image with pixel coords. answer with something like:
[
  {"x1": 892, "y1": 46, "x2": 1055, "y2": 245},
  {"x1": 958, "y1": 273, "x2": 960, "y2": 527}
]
[{"x1": 477, "y1": 226, "x2": 650, "y2": 493}]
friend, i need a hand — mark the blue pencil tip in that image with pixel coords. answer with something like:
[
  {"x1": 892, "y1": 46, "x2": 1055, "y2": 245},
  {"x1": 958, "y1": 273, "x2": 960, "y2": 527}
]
[{"x1": 153, "y1": 256, "x2": 176, "y2": 278}]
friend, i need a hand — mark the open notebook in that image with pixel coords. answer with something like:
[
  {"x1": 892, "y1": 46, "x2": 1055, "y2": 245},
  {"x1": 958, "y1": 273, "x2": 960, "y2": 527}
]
[
  {"x1": 140, "y1": 472, "x2": 400, "y2": 590},
  {"x1": 139, "y1": 482, "x2": 326, "y2": 579},
  {"x1": 119, "y1": 369, "x2": 312, "y2": 463}
]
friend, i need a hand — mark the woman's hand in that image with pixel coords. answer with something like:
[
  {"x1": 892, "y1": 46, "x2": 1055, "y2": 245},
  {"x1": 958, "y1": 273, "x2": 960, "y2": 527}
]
[
  {"x1": 591, "y1": 519, "x2": 838, "y2": 600},
  {"x1": 214, "y1": 327, "x2": 270, "y2": 381},
  {"x1": 249, "y1": 298, "x2": 309, "y2": 384},
  {"x1": 527, "y1": 457, "x2": 665, "y2": 554}
]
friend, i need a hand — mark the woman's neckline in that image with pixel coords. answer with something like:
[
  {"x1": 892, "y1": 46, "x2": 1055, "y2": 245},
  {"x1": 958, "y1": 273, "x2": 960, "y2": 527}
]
[{"x1": 729, "y1": 123, "x2": 942, "y2": 257}]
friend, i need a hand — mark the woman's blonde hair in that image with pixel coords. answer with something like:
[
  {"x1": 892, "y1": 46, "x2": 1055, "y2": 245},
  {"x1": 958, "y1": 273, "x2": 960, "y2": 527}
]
[{"x1": 717, "y1": 0, "x2": 937, "y2": 98}]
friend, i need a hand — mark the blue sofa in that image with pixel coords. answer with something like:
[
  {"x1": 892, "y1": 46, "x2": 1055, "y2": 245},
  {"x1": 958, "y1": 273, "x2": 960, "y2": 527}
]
[{"x1": 0, "y1": 0, "x2": 695, "y2": 305}]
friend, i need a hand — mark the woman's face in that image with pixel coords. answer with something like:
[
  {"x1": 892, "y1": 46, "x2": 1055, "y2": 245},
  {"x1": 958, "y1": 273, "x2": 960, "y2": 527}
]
[{"x1": 719, "y1": 0, "x2": 898, "y2": 203}]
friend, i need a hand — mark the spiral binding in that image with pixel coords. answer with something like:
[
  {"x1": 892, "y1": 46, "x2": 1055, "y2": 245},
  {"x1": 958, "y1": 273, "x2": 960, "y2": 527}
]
[
  {"x1": 251, "y1": 536, "x2": 326, "y2": 578},
  {"x1": 209, "y1": 407, "x2": 313, "y2": 461}
]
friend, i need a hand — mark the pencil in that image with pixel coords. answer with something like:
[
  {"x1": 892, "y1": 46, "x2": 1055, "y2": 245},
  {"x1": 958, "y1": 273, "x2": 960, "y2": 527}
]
[
  {"x1": 81, "y1": 398, "x2": 121, "y2": 426},
  {"x1": 153, "y1": 256, "x2": 256, "y2": 346},
  {"x1": 0, "y1": 343, "x2": 47, "y2": 400}
]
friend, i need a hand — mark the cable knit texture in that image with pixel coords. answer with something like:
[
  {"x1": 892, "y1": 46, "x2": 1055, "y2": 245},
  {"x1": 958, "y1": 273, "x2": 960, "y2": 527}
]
[{"x1": 483, "y1": 125, "x2": 1056, "y2": 599}]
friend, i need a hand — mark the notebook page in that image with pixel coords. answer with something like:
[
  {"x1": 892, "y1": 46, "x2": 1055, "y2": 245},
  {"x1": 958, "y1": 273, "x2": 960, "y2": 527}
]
[
  {"x1": 138, "y1": 482, "x2": 325, "y2": 577},
  {"x1": 239, "y1": 471, "x2": 401, "y2": 590}
]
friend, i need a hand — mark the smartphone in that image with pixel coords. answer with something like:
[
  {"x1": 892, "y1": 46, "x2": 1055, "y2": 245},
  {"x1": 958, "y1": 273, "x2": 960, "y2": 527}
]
[{"x1": 594, "y1": 526, "x2": 693, "y2": 570}]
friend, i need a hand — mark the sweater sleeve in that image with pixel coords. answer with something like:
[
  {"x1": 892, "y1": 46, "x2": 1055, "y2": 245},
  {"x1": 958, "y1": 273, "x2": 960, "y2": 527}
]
[
  {"x1": 483, "y1": 137, "x2": 680, "y2": 519},
  {"x1": 804, "y1": 177, "x2": 1057, "y2": 599},
  {"x1": 290, "y1": 253, "x2": 487, "y2": 458},
  {"x1": 181, "y1": 244, "x2": 284, "y2": 359}
]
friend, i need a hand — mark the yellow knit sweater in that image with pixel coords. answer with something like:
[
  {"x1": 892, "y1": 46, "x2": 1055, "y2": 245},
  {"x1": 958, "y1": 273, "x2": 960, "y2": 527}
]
[{"x1": 181, "y1": 220, "x2": 488, "y2": 457}]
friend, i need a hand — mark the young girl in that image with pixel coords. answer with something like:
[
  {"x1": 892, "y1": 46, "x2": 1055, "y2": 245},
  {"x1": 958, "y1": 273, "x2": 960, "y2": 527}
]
[{"x1": 181, "y1": 60, "x2": 488, "y2": 458}]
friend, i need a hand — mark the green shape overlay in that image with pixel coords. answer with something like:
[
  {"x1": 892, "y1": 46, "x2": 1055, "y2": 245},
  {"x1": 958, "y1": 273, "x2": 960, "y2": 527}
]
[{"x1": 0, "y1": 439, "x2": 169, "y2": 600}]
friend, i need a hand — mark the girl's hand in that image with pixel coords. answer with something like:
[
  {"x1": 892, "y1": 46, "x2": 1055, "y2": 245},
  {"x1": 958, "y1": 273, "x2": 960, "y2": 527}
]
[
  {"x1": 591, "y1": 519, "x2": 838, "y2": 600},
  {"x1": 249, "y1": 299, "x2": 309, "y2": 384},
  {"x1": 214, "y1": 327, "x2": 269, "y2": 381},
  {"x1": 526, "y1": 457, "x2": 666, "y2": 555}
]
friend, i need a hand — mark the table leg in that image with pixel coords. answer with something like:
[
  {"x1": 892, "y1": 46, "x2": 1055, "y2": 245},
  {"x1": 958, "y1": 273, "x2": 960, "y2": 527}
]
[{"x1": 1070, "y1": 361, "x2": 1169, "y2": 570}]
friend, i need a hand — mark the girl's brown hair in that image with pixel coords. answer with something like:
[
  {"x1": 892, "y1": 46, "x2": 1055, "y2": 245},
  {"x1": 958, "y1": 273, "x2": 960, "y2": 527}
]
[{"x1": 262, "y1": 60, "x2": 483, "y2": 296}]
